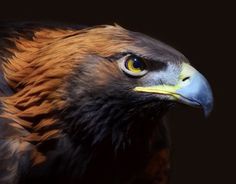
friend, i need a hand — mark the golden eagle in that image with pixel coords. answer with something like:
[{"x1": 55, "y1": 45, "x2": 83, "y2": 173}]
[{"x1": 0, "y1": 22, "x2": 213, "y2": 184}]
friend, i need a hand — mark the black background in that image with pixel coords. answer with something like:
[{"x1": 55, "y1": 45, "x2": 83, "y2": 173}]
[{"x1": 0, "y1": 1, "x2": 235, "y2": 183}]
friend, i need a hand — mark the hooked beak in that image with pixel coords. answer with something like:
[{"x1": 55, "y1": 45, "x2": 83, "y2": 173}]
[{"x1": 134, "y1": 63, "x2": 213, "y2": 117}]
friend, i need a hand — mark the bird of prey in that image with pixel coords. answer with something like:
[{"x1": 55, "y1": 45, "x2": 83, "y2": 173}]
[{"x1": 0, "y1": 22, "x2": 213, "y2": 184}]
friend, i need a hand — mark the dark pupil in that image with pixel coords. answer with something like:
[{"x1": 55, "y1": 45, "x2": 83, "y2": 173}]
[{"x1": 133, "y1": 57, "x2": 145, "y2": 69}]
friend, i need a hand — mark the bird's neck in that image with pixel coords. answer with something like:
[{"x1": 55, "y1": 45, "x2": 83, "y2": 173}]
[
  {"x1": 61, "y1": 94, "x2": 171, "y2": 149},
  {"x1": 25, "y1": 97, "x2": 171, "y2": 183},
  {"x1": 56, "y1": 96, "x2": 171, "y2": 174}
]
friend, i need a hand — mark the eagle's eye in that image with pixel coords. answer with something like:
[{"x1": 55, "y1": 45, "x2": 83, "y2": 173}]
[{"x1": 118, "y1": 55, "x2": 148, "y2": 77}]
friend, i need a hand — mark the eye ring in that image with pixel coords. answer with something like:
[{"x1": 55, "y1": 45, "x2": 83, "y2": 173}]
[{"x1": 118, "y1": 55, "x2": 148, "y2": 77}]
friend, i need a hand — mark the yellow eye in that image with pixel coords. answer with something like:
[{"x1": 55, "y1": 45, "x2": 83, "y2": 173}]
[
  {"x1": 125, "y1": 56, "x2": 146, "y2": 73},
  {"x1": 118, "y1": 55, "x2": 148, "y2": 77}
]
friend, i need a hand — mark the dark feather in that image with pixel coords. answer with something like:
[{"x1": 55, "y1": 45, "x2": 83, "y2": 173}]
[{"x1": 0, "y1": 22, "x2": 186, "y2": 184}]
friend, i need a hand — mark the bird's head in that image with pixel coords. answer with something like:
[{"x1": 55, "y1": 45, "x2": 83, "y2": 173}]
[
  {"x1": 57, "y1": 25, "x2": 213, "y2": 146},
  {"x1": 1, "y1": 23, "x2": 213, "y2": 151}
]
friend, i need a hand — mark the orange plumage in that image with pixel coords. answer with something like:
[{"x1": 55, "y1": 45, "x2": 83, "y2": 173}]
[{"x1": 0, "y1": 22, "x2": 212, "y2": 184}]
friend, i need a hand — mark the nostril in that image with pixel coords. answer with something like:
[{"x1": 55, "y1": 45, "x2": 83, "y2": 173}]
[{"x1": 182, "y1": 76, "x2": 190, "y2": 82}]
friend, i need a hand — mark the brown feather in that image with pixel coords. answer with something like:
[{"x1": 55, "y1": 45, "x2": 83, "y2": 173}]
[{"x1": 0, "y1": 24, "x2": 176, "y2": 183}]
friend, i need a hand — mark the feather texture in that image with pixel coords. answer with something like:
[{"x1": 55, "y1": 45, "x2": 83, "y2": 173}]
[{"x1": 0, "y1": 22, "x2": 182, "y2": 184}]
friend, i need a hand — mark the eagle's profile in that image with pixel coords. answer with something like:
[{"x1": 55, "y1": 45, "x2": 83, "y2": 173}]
[{"x1": 0, "y1": 22, "x2": 213, "y2": 184}]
